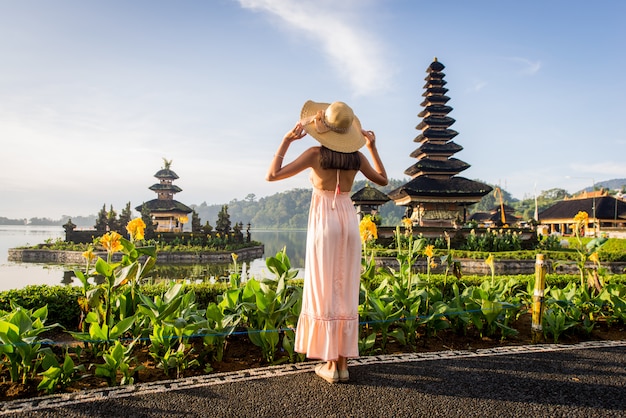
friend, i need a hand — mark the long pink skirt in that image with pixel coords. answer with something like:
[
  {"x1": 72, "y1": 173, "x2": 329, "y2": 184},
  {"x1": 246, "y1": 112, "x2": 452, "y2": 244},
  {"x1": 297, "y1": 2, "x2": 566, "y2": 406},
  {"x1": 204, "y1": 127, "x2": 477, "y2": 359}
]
[{"x1": 294, "y1": 188, "x2": 361, "y2": 361}]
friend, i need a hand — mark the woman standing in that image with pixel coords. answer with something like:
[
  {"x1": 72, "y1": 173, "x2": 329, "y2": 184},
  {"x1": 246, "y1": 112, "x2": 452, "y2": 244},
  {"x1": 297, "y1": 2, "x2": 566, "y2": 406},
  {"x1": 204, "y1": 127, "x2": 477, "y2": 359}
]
[{"x1": 266, "y1": 100, "x2": 388, "y2": 383}]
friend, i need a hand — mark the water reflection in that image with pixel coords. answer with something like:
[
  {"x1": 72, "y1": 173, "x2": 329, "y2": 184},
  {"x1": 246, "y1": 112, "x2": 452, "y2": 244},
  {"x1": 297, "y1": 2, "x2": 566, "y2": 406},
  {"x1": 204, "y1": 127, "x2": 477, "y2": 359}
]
[
  {"x1": 151, "y1": 263, "x2": 232, "y2": 281},
  {"x1": 1, "y1": 228, "x2": 307, "y2": 290},
  {"x1": 256, "y1": 229, "x2": 306, "y2": 267}
]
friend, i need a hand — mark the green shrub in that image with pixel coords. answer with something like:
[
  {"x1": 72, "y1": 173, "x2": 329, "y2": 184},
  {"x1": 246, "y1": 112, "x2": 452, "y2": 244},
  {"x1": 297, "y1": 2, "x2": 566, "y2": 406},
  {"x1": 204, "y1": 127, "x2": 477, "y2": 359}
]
[
  {"x1": 0, "y1": 285, "x2": 81, "y2": 329},
  {"x1": 140, "y1": 281, "x2": 229, "y2": 308}
]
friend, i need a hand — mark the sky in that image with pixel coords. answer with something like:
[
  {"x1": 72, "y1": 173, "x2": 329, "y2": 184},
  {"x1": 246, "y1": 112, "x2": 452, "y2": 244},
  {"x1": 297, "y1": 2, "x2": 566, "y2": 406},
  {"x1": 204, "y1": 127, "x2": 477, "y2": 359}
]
[{"x1": 1, "y1": 0, "x2": 625, "y2": 220}]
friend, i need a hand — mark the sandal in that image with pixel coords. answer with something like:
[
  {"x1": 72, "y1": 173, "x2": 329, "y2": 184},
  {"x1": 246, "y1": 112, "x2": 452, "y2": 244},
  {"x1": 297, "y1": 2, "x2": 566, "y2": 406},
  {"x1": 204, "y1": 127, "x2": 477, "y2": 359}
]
[{"x1": 315, "y1": 363, "x2": 339, "y2": 383}]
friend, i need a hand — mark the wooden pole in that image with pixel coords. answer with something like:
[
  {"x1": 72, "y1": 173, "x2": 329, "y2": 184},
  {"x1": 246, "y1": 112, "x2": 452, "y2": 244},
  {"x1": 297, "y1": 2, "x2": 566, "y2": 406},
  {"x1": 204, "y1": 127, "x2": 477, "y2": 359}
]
[{"x1": 531, "y1": 254, "x2": 546, "y2": 343}]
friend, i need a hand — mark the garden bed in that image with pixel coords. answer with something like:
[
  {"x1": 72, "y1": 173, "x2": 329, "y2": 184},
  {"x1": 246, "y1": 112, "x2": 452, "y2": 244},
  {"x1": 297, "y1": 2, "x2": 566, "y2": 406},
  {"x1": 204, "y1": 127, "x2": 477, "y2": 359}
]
[{"x1": 2, "y1": 312, "x2": 624, "y2": 403}]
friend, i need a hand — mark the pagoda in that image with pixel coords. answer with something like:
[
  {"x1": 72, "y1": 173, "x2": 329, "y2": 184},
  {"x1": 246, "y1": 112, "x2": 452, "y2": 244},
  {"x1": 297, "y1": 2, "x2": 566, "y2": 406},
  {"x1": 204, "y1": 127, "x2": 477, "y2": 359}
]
[
  {"x1": 387, "y1": 58, "x2": 492, "y2": 227},
  {"x1": 351, "y1": 183, "x2": 390, "y2": 221},
  {"x1": 136, "y1": 158, "x2": 192, "y2": 232}
]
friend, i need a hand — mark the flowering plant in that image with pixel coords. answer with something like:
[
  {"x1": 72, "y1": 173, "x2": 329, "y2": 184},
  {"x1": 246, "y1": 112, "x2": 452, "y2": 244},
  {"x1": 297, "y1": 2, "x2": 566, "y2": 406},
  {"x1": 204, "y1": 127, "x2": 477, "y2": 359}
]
[
  {"x1": 72, "y1": 218, "x2": 157, "y2": 342},
  {"x1": 359, "y1": 215, "x2": 378, "y2": 245},
  {"x1": 571, "y1": 211, "x2": 608, "y2": 291}
]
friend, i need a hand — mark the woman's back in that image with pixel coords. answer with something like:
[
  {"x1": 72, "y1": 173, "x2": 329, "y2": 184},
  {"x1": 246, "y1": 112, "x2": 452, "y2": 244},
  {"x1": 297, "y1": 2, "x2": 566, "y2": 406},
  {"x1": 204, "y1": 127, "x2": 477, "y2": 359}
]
[{"x1": 308, "y1": 147, "x2": 358, "y2": 192}]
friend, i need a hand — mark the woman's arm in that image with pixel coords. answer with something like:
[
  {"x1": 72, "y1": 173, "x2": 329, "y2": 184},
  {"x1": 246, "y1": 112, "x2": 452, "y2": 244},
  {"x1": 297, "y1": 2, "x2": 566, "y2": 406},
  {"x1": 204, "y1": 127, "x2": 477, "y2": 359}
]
[
  {"x1": 266, "y1": 123, "x2": 316, "y2": 181},
  {"x1": 358, "y1": 129, "x2": 388, "y2": 186}
]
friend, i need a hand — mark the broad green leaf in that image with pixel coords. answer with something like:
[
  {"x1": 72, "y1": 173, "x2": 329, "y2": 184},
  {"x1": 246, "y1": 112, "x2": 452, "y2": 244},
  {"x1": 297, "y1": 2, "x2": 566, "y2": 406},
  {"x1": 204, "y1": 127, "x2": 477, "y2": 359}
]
[
  {"x1": 110, "y1": 316, "x2": 136, "y2": 338},
  {"x1": 95, "y1": 257, "x2": 113, "y2": 277},
  {"x1": 164, "y1": 283, "x2": 184, "y2": 303}
]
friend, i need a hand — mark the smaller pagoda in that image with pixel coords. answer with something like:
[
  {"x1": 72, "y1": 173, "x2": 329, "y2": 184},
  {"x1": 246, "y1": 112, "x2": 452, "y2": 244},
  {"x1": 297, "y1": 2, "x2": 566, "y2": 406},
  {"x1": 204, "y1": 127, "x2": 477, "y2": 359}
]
[
  {"x1": 351, "y1": 184, "x2": 390, "y2": 222},
  {"x1": 136, "y1": 158, "x2": 192, "y2": 232}
]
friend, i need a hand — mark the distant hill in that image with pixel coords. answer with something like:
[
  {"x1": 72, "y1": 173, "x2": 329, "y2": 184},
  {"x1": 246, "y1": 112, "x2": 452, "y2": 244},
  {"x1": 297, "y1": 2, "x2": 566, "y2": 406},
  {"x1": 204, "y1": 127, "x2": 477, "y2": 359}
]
[
  {"x1": 585, "y1": 178, "x2": 626, "y2": 193},
  {"x1": 191, "y1": 179, "x2": 408, "y2": 229},
  {"x1": 6, "y1": 178, "x2": 624, "y2": 227}
]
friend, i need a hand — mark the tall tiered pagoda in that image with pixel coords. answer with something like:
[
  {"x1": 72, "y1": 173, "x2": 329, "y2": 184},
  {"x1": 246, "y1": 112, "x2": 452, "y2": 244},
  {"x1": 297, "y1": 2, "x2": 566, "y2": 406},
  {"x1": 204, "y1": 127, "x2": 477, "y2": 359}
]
[
  {"x1": 388, "y1": 58, "x2": 492, "y2": 227},
  {"x1": 136, "y1": 159, "x2": 192, "y2": 232}
]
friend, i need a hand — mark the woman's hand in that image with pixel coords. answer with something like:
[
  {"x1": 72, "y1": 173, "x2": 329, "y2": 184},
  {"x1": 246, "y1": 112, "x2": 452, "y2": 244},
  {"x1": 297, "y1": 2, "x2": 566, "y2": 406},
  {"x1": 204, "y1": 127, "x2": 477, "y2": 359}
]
[
  {"x1": 284, "y1": 122, "x2": 307, "y2": 143},
  {"x1": 362, "y1": 129, "x2": 376, "y2": 148}
]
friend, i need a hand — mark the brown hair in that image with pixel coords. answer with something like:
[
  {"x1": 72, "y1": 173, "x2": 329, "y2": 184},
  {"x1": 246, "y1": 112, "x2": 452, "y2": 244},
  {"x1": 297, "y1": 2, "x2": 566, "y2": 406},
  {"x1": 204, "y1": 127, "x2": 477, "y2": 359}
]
[{"x1": 319, "y1": 146, "x2": 361, "y2": 170}]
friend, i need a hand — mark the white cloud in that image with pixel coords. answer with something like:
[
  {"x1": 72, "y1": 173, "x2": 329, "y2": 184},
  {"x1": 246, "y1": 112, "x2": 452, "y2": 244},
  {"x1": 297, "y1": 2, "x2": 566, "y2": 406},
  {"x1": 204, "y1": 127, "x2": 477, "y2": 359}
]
[
  {"x1": 468, "y1": 81, "x2": 488, "y2": 92},
  {"x1": 237, "y1": 0, "x2": 391, "y2": 96},
  {"x1": 508, "y1": 57, "x2": 542, "y2": 75}
]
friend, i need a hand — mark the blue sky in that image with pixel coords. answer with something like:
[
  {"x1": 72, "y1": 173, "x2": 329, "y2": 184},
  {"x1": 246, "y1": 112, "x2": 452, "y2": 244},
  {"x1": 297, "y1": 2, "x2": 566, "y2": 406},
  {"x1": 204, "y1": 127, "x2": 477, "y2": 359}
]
[{"x1": 1, "y1": 0, "x2": 625, "y2": 220}]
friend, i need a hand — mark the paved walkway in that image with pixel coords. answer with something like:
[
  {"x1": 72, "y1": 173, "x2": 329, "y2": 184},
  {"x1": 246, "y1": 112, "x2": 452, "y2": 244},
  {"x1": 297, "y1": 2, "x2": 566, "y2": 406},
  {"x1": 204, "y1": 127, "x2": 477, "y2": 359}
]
[{"x1": 2, "y1": 340, "x2": 625, "y2": 417}]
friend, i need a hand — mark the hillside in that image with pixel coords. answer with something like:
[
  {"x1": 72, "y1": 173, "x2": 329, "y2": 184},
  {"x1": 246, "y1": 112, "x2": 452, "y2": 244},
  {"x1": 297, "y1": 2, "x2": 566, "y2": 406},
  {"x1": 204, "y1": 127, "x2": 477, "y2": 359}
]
[
  {"x1": 4, "y1": 178, "x2": 625, "y2": 228},
  {"x1": 191, "y1": 179, "x2": 408, "y2": 229}
]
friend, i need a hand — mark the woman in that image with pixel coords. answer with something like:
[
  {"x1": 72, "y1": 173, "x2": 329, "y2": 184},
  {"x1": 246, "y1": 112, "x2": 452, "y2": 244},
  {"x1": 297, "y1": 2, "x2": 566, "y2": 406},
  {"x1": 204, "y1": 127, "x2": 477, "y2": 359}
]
[{"x1": 266, "y1": 100, "x2": 388, "y2": 383}]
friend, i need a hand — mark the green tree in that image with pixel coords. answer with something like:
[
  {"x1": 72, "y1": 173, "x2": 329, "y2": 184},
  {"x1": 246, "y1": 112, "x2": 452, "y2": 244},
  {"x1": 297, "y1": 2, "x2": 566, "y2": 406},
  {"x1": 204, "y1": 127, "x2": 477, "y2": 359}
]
[
  {"x1": 118, "y1": 202, "x2": 132, "y2": 230},
  {"x1": 95, "y1": 204, "x2": 108, "y2": 232},
  {"x1": 191, "y1": 209, "x2": 202, "y2": 233},
  {"x1": 139, "y1": 203, "x2": 156, "y2": 239},
  {"x1": 216, "y1": 205, "x2": 231, "y2": 235},
  {"x1": 472, "y1": 183, "x2": 515, "y2": 214},
  {"x1": 539, "y1": 188, "x2": 570, "y2": 201},
  {"x1": 107, "y1": 205, "x2": 119, "y2": 232}
]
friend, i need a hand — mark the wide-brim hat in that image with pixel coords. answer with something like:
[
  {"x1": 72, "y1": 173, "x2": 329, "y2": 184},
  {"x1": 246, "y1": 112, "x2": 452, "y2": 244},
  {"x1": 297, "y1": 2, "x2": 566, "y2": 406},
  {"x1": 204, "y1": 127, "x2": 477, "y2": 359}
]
[{"x1": 300, "y1": 100, "x2": 365, "y2": 153}]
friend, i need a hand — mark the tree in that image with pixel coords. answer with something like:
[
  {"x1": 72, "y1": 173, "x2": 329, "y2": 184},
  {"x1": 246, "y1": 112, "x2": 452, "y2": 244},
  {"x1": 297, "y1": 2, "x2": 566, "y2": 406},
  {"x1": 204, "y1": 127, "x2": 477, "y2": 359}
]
[
  {"x1": 233, "y1": 222, "x2": 243, "y2": 243},
  {"x1": 540, "y1": 188, "x2": 570, "y2": 201},
  {"x1": 118, "y1": 202, "x2": 132, "y2": 229},
  {"x1": 107, "y1": 205, "x2": 119, "y2": 232},
  {"x1": 472, "y1": 183, "x2": 516, "y2": 214},
  {"x1": 139, "y1": 203, "x2": 156, "y2": 239},
  {"x1": 216, "y1": 205, "x2": 231, "y2": 235},
  {"x1": 95, "y1": 204, "x2": 108, "y2": 232},
  {"x1": 191, "y1": 209, "x2": 202, "y2": 233}
]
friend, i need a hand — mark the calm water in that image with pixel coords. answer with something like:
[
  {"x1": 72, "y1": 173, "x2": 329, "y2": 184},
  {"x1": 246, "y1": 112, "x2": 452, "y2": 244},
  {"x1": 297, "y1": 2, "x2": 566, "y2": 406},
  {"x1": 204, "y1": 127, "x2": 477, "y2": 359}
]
[{"x1": 0, "y1": 225, "x2": 306, "y2": 291}]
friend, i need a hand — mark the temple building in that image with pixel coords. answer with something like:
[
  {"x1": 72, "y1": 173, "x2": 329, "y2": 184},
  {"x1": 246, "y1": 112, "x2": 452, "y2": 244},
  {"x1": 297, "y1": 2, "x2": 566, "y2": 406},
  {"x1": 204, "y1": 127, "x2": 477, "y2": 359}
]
[
  {"x1": 387, "y1": 58, "x2": 492, "y2": 227},
  {"x1": 135, "y1": 159, "x2": 193, "y2": 232},
  {"x1": 538, "y1": 189, "x2": 626, "y2": 236},
  {"x1": 351, "y1": 183, "x2": 390, "y2": 222},
  {"x1": 470, "y1": 204, "x2": 521, "y2": 228}
]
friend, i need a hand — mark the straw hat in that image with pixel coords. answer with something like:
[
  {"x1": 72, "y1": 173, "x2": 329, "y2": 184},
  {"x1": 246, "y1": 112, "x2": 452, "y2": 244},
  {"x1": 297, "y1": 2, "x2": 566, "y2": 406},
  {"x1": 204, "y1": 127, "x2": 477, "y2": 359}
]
[{"x1": 299, "y1": 100, "x2": 365, "y2": 153}]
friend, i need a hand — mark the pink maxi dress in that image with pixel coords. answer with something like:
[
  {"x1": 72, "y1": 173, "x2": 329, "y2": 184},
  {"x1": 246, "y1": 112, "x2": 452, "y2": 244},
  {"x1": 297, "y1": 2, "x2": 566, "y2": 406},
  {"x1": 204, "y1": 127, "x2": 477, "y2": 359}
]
[{"x1": 294, "y1": 184, "x2": 361, "y2": 361}]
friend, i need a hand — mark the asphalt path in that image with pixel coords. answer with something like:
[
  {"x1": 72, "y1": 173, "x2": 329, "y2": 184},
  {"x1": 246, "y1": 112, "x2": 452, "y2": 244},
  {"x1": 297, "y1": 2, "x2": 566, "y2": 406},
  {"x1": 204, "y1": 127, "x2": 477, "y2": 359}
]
[{"x1": 2, "y1": 340, "x2": 625, "y2": 418}]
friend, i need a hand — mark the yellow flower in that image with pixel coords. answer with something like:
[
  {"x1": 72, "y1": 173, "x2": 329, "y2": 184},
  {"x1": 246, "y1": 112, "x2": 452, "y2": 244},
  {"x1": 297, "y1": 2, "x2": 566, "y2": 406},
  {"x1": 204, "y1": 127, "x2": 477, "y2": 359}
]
[
  {"x1": 231, "y1": 253, "x2": 239, "y2": 262},
  {"x1": 424, "y1": 245, "x2": 434, "y2": 258},
  {"x1": 589, "y1": 252, "x2": 600, "y2": 263},
  {"x1": 573, "y1": 211, "x2": 589, "y2": 223},
  {"x1": 359, "y1": 216, "x2": 378, "y2": 244},
  {"x1": 82, "y1": 248, "x2": 96, "y2": 262},
  {"x1": 401, "y1": 217, "x2": 413, "y2": 236},
  {"x1": 430, "y1": 259, "x2": 438, "y2": 268},
  {"x1": 100, "y1": 231, "x2": 123, "y2": 253},
  {"x1": 485, "y1": 253, "x2": 495, "y2": 269},
  {"x1": 572, "y1": 211, "x2": 589, "y2": 235},
  {"x1": 126, "y1": 218, "x2": 146, "y2": 241}
]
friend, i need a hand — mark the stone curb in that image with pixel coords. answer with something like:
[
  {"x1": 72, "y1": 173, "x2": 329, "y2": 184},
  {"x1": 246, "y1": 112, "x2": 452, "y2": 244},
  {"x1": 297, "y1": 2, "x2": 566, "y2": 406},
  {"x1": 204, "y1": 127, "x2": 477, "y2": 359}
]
[{"x1": 2, "y1": 339, "x2": 625, "y2": 415}]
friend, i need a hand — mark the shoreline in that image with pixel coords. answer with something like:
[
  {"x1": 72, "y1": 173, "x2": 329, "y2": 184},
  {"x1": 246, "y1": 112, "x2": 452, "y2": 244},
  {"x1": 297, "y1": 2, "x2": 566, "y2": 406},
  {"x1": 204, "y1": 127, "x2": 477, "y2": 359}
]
[{"x1": 7, "y1": 245, "x2": 265, "y2": 265}]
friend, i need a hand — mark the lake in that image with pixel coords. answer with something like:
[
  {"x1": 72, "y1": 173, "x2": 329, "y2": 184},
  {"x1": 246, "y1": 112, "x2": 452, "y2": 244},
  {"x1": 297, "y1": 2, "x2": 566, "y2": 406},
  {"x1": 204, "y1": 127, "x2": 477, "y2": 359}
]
[{"x1": 0, "y1": 225, "x2": 306, "y2": 291}]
